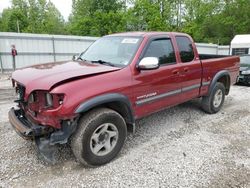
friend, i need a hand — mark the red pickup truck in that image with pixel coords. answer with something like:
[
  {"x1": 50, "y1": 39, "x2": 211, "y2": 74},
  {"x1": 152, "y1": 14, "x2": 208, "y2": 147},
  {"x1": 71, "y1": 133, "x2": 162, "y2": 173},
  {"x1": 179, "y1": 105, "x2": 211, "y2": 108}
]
[{"x1": 9, "y1": 32, "x2": 239, "y2": 166}]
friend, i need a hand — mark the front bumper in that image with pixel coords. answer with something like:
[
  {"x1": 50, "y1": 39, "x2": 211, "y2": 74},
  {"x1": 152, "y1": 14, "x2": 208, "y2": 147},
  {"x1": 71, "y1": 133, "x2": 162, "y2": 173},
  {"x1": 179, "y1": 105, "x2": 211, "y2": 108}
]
[
  {"x1": 237, "y1": 74, "x2": 250, "y2": 84},
  {"x1": 8, "y1": 107, "x2": 51, "y2": 139},
  {"x1": 9, "y1": 107, "x2": 78, "y2": 163}
]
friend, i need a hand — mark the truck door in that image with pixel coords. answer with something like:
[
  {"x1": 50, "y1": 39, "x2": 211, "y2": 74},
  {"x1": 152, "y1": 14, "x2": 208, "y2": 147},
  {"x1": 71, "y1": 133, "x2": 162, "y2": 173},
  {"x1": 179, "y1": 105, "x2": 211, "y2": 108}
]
[
  {"x1": 132, "y1": 36, "x2": 182, "y2": 118},
  {"x1": 175, "y1": 36, "x2": 202, "y2": 101}
]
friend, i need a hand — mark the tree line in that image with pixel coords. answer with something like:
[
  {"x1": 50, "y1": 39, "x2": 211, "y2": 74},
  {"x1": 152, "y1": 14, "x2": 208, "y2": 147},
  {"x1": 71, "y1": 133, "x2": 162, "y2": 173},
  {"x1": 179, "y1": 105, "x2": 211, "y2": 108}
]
[{"x1": 0, "y1": 0, "x2": 250, "y2": 44}]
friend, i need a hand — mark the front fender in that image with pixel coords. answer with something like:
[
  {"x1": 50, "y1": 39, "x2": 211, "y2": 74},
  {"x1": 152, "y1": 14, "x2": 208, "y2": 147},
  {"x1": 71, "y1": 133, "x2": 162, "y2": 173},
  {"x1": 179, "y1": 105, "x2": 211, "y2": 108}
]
[{"x1": 75, "y1": 93, "x2": 135, "y2": 125}]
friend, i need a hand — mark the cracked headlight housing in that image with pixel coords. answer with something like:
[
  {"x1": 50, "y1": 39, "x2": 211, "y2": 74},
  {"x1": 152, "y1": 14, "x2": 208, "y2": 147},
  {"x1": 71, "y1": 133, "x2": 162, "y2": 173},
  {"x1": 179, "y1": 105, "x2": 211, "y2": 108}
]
[
  {"x1": 28, "y1": 91, "x2": 64, "y2": 112},
  {"x1": 45, "y1": 93, "x2": 53, "y2": 107},
  {"x1": 45, "y1": 92, "x2": 64, "y2": 108}
]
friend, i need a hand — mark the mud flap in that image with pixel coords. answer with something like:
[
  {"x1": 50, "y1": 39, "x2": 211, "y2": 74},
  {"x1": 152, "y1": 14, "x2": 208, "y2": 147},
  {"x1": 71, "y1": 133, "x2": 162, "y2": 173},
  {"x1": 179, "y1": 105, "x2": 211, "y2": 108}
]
[
  {"x1": 35, "y1": 137, "x2": 58, "y2": 164},
  {"x1": 127, "y1": 123, "x2": 136, "y2": 134}
]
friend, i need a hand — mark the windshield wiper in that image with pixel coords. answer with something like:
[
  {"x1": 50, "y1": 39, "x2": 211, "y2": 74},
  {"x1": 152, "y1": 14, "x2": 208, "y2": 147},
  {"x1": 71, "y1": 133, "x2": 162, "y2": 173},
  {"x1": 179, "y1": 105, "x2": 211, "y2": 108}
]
[
  {"x1": 91, "y1": 60, "x2": 115, "y2": 67},
  {"x1": 76, "y1": 56, "x2": 85, "y2": 61}
]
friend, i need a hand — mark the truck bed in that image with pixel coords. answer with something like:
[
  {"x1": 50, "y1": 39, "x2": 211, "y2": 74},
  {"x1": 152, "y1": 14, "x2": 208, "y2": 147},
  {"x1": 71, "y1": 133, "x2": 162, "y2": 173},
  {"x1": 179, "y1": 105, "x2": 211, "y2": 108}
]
[
  {"x1": 201, "y1": 55, "x2": 240, "y2": 86},
  {"x1": 199, "y1": 54, "x2": 229, "y2": 60}
]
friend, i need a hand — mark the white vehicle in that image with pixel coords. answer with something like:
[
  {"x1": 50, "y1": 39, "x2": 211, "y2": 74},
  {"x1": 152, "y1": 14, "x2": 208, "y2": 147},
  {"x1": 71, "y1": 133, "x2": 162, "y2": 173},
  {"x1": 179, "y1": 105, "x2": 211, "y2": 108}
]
[{"x1": 230, "y1": 34, "x2": 250, "y2": 55}]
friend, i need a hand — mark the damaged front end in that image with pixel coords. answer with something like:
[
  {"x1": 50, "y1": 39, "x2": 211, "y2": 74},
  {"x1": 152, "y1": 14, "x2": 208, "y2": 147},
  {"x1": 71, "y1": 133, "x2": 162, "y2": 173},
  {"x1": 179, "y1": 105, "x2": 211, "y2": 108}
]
[{"x1": 9, "y1": 82, "x2": 78, "y2": 163}]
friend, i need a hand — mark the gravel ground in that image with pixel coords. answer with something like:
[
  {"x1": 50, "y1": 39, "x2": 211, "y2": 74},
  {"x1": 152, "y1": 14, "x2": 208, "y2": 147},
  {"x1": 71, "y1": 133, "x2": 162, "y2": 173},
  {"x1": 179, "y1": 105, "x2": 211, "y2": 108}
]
[{"x1": 0, "y1": 75, "x2": 250, "y2": 188}]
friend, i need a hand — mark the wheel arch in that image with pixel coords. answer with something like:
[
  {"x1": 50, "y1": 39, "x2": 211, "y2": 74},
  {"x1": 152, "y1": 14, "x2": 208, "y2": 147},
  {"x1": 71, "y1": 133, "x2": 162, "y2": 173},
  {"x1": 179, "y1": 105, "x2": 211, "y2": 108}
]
[
  {"x1": 208, "y1": 70, "x2": 231, "y2": 96},
  {"x1": 75, "y1": 93, "x2": 135, "y2": 129}
]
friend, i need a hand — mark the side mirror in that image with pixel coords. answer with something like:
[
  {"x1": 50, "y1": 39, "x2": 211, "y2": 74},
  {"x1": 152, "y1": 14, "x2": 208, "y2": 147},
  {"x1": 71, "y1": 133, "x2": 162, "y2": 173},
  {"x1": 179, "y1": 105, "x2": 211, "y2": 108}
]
[
  {"x1": 138, "y1": 57, "x2": 160, "y2": 70},
  {"x1": 72, "y1": 54, "x2": 78, "y2": 61}
]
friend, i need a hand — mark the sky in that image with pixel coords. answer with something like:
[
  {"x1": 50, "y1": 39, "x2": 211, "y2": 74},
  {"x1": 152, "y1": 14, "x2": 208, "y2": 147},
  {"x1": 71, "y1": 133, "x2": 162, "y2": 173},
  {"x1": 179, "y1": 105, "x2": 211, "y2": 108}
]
[{"x1": 0, "y1": 0, "x2": 72, "y2": 21}]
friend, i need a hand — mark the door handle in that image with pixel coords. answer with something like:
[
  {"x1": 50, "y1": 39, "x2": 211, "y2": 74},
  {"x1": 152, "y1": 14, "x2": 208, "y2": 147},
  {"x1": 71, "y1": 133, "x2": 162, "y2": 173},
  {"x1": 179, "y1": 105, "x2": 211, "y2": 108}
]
[
  {"x1": 172, "y1": 69, "x2": 179, "y2": 75},
  {"x1": 184, "y1": 67, "x2": 189, "y2": 73}
]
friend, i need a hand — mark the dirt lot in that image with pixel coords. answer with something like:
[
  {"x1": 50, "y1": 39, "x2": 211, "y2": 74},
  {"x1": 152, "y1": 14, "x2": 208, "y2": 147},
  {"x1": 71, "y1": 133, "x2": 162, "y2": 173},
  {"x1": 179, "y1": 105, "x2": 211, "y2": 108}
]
[{"x1": 0, "y1": 74, "x2": 250, "y2": 188}]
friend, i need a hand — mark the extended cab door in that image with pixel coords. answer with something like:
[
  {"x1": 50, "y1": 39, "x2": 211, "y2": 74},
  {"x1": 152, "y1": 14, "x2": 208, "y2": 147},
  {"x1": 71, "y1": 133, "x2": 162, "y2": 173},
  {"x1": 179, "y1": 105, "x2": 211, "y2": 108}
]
[
  {"x1": 174, "y1": 36, "x2": 202, "y2": 100},
  {"x1": 132, "y1": 36, "x2": 182, "y2": 118}
]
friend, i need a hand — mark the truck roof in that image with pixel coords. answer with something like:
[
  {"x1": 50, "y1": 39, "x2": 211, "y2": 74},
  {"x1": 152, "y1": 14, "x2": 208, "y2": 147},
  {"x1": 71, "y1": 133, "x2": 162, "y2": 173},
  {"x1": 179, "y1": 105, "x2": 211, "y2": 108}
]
[
  {"x1": 107, "y1": 31, "x2": 188, "y2": 37},
  {"x1": 231, "y1": 34, "x2": 250, "y2": 46}
]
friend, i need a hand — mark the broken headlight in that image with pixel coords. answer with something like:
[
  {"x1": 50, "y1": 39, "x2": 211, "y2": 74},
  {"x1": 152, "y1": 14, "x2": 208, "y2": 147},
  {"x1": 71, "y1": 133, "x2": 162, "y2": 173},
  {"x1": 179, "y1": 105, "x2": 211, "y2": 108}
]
[
  {"x1": 45, "y1": 93, "x2": 53, "y2": 107},
  {"x1": 44, "y1": 92, "x2": 64, "y2": 108},
  {"x1": 28, "y1": 91, "x2": 64, "y2": 109},
  {"x1": 28, "y1": 92, "x2": 37, "y2": 103}
]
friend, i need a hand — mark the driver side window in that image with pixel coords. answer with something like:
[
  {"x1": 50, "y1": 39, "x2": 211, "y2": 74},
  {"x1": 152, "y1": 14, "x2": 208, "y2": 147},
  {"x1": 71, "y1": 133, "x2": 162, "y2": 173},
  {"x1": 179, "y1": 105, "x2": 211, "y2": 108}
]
[{"x1": 144, "y1": 38, "x2": 176, "y2": 65}]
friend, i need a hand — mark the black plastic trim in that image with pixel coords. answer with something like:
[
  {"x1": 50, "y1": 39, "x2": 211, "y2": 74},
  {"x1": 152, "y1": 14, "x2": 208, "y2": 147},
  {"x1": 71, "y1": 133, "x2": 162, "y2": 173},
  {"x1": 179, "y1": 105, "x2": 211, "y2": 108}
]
[
  {"x1": 182, "y1": 84, "x2": 200, "y2": 92},
  {"x1": 136, "y1": 83, "x2": 203, "y2": 106},
  {"x1": 208, "y1": 70, "x2": 230, "y2": 96},
  {"x1": 75, "y1": 93, "x2": 135, "y2": 124},
  {"x1": 50, "y1": 119, "x2": 78, "y2": 145},
  {"x1": 202, "y1": 81, "x2": 210, "y2": 86},
  {"x1": 136, "y1": 89, "x2": 181, "y2": 106}
]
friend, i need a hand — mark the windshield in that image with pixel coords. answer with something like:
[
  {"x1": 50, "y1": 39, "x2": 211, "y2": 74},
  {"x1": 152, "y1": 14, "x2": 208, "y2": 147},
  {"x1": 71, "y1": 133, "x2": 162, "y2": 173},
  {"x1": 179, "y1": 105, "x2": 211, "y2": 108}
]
[
  {"x1": 79, "y1": 36, "x2": 142, "y2": 67},
  {"x1": 240, "y1": 55, "x2": 250, "y2": 66}
]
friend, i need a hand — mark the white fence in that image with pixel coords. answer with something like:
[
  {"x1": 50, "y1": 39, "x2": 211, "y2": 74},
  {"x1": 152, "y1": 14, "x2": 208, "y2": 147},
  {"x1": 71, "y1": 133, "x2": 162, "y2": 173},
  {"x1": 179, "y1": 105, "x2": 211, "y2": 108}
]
[
  {"x1": 196, "y1": 43, "x2": 230, "y2": 55},
  {"x1": 0, "y1": 32, "x2": 230, "y2": 72},
  {"x1": 0, "y1": 32, "x2": 98, "y2": 71}
]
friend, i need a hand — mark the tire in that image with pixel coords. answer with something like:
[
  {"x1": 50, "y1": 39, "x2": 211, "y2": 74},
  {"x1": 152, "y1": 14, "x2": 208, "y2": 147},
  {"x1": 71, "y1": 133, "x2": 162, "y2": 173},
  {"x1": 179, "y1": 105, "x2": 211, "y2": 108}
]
[
  {"x1": 70, "y1": 108, "x2": 127, "y2": 167},
  {"x1": 201, "y1": 82, "x2": 226, "y2": 114}
]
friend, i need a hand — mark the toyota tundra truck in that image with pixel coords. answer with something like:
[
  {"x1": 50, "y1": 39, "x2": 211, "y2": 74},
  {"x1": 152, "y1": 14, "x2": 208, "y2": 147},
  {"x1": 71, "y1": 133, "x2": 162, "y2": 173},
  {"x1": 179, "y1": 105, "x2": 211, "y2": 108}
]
[{"x1": 8, "y1": 32, "x2": 240, "y2": 166}]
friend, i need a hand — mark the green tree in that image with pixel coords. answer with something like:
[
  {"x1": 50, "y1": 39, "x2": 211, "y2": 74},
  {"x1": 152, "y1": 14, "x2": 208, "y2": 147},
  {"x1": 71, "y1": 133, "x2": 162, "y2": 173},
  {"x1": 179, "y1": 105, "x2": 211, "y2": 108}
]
[
  {"x1": 181, "y1": 0, "x2": 222, "y2": 42},
  {"x1": 0, "y1": 0, "x2": 29, "y2": 32},
  {"x1": 68, "y1": 0, "x2": 126, "y2": 36},
  {"x1": 125, "y1": 0, "x2": 187, "y2": 32},
  {"x1": 0, "y1": 0, "x2": 66, "y2": 34},
  {"x1": 126, "y1": 0, "x2": 167, "y2": 31},
  {"x1": 1, "y1": 0, "x2": 250, "y2": 45},
  {"x1": 213, "y1": 0, "x2": 250, "y2": 44},
  {"x1": 181, "y1": 0, "x2": 250, "y2": 44},
  {"x1": 43, "y1": 1, "x2": 66, "y2": 34}
]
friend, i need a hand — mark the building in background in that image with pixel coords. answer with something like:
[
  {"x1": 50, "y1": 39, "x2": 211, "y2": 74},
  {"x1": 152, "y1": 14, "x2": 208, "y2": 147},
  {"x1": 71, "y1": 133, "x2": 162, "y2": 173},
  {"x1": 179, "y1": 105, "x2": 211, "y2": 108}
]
[{"x1": 230, "y1": 35, "x2": 250, "y2": 55}]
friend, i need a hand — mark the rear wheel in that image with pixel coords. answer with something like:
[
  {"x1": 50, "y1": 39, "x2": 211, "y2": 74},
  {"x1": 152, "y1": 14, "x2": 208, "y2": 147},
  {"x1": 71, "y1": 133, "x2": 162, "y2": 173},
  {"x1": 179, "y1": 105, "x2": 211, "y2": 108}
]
[
  {"x1": 202, "y1": 82, "x2": 226, "y2": 114},
  {"x1": 70, "y1": 108, "x2": 127, "y2": 167}
]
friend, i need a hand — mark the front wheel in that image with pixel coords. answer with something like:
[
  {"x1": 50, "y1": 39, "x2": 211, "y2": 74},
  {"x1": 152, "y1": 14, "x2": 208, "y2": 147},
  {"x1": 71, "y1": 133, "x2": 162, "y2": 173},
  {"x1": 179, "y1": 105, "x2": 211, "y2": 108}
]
[
  {"x1": 201, "y1": 82, "x2": 226, "y2": 114},
  {"x1": 70, "y1": 108, "x2": 127, "y2": 167}
]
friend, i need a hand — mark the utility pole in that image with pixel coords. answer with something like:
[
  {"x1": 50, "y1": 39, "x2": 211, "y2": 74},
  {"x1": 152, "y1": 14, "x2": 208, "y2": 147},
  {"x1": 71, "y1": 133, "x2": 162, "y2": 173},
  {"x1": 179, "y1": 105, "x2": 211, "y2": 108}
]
[
  {"x1": 125, "y1": 0, "x2": 128, "y2": 30},
  {"x1": 177, "y1": 0, "x2": 182, "y2": 30},
  {"x1": 17, "y1": 19, "x2": 20, "y2": 33},
  {"x1": 0, "y1": 53, "x2": 3, "y2": 74},
  {"x1": 160, "y1": 1, "x2": 163, "y2": 18}
]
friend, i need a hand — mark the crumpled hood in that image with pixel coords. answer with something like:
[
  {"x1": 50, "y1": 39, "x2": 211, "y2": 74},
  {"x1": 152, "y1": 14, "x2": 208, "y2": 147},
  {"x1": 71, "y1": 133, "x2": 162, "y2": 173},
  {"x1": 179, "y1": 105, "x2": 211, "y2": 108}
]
[{"x1": 12, "y1": 61, "x2": 120, "y2": 93}]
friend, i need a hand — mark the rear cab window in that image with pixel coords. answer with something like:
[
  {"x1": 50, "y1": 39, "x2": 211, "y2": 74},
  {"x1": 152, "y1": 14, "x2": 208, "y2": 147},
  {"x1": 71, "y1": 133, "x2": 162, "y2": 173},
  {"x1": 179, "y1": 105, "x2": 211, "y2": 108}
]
[
  {"x1": 176, "y1": 36, "x2": 194, "y2": 63},
  {"x1": 144, "y1": 38, "x2": 176, "y2": 65}
]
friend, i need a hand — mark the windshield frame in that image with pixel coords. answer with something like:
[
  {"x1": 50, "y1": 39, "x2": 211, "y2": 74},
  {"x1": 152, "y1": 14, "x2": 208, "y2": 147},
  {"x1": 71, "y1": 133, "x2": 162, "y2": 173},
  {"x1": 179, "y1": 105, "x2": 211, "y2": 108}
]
[{"x1": 78, "y1": 35, "x2": 143, "y2": 68}]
